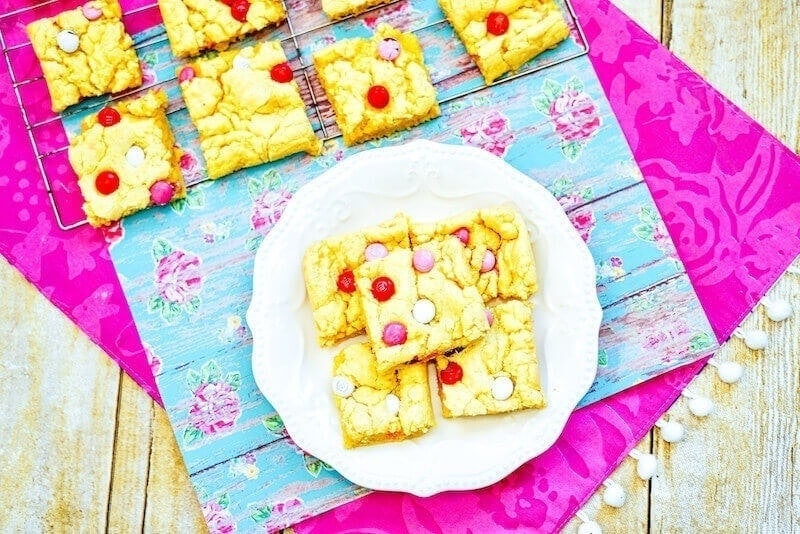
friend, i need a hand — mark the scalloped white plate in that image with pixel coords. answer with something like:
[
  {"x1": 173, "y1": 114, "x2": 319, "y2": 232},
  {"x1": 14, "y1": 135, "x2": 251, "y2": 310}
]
[{"x1": 247, "y1": 140, "x2": 600, "y2": 496}]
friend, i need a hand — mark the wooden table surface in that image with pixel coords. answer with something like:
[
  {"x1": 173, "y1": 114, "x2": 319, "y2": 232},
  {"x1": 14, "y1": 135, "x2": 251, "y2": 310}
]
[{"x1": 2, "y1": 1, "x2": 799, "y2": 532}]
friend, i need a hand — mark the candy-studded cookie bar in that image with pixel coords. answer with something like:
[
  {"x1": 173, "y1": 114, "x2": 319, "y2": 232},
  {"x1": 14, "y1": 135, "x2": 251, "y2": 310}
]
[
  {"x1": 68, "y1": 90, "x2": 185, "y2": 227},
  {"x1": 321, "y1": 0, "x2": 394, "y2": 19},
  {"x1": 26, "y1": 0, "x2": 142, "y2": 112},
  {"x1": 411, "y1": 206, "x2": 538, "y2": 303},
  {"x1": 178, "y1": 41, "x2": 322, "y2": 179},
  {"x1": 303, "y1": 214, "x2": 411, "y2": 347},
  {"x1": 313, "y1": 23, "x2": 440, "y2": 146},
  {"x1": 354, "y1": 248, "x2": 489, "y2": 373},
  {"x1": 158, "y1": 0, "x2": 286, "y2": 58},
  {"x1": 435, "y1": 299, "x2": 545, "y2": 417},
  {"x1": 332, "y1": 342, "x2": 435, "y2": 448},
  {"x1": 438, "y1": 0, "x2": 570, "y2": 84}
]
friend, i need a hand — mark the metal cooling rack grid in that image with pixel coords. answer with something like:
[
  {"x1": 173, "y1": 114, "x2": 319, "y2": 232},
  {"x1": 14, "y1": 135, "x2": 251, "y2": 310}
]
[{"x1": 0, "y1": 0, "x2": 589, "y2": 230}]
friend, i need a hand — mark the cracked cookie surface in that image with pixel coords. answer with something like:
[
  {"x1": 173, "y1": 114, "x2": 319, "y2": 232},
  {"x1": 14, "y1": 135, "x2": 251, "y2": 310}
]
[
  {"x1": 436, "y1": 299, "x2": 545, "y2": 417},
  {"x1": 179, "y1": 41, "x2": 322, "y2": 179},
  {"x1": 321, "y1": 0, "x2": 394, "y2": 19},
  {"x1": 313, "y1": 23, "x2": 440, "y2": 146},
  {"x1": 158, "y1": 0, "x2": 286, "y2": 58},
  {"x1": 68, "y1": 90, "x2": 185, "y2": 227},
  {"x1": 26, "y1": 0, "x2": 142, "y2": 112},
  {"x1": 332, "y1": 342, "x2": 434, "y2": 448},
  {"x1": 438, "y1": 0, "x2": 570, "y2": 84}
]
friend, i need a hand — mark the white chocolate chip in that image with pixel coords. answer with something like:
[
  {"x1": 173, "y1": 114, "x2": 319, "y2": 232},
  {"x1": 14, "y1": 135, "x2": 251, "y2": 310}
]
[
  {"x1": 411, "y1": 299, "x2": 435, "y2": 324},
  {"x1": 232, "y1": 55, "x2": 251, "y2": 70},
  {"x1": 491, "y1": 376, "x2": 514, "y2": 401},
  {"x1": 56, "y1": 30, "x2": 80, "y2": 53},
  {"x1": 385, "y1": 393, "x2": 400, "y2": 415},
  {"x1": 125, "y1": 146, "x2": 145, "y2": 167},
  {"x1": 331, "y1": 376, "x2": 354, "y2": 397}
]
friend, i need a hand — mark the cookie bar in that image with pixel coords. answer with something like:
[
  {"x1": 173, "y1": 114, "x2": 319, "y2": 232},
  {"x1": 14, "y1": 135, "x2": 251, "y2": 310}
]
[
  {"x1": 313, "y1": 23, "x2": 440, "y2": 146},
  {"x1": 354, "y1": 248, "x2": 489, "y2": 373},
  {"x1": 68, "y1": 90, "x2": 185, "y2": 227},
  {"x1": 303, "y1": 214, "x2": 411, "y2": 347},
  {"x1": 179, "y1": 41, "x2": 322, "y2": 179},
  {"x1": 332, "y1": 342, "x2": 435, "y2": 448},
  {"x1": 438, "y1": 0, "x2": 570, "y2": 84},
  {"x1": 158, "y1": 0, "x2": 286, "y2": 58},
  {"x1": 435, "y1": 299, "x2": 545, "y2": 417},
  {"x1": 411, "y1": 206, "x2": 538, "y2": 302},
  {"x1": 321, "y1": 0, "x2": 393, "y2": 19},
  {"x1": 26, "y1": 0, "x2": 142, "y2": 112}
]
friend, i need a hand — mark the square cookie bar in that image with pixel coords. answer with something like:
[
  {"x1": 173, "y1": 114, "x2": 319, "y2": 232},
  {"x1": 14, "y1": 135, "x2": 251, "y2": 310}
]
[
  {"x1": 26, "y1": 0, "x2": 142, "y2": 112},
  {"x1": 322, "y1": 0, "x2": 393, "y2": 19},
  {"x1": 313, "y1": 23, "x2": 440, "y2": 146},
  {"x1": 158, "y1": 0, "x2": 286, "y2": 58},
  {"x1": 303, "y1": 214, "x2": 410, "y2": 347},
  {"x1": 68, "y1": 90, "x2": 185, "y2": 227},
  {"x1": 179, "y1": 41, "x2": 322, "y2": 179},
  {"x1": 332, "y1": 342, "x2": 435, "y2": 448},
  {"x1": 435, "y1": 299, "x2": 545, "y2": 417},
  {"x1": 354, "y1": 248, "x2": 490, "y2": 373},
  {"x1": 411, "y1": 206, "x2": 538, "y2": 302},
  {"x1": 438, "y1": 0, "x2": 570, "y2": 84}
]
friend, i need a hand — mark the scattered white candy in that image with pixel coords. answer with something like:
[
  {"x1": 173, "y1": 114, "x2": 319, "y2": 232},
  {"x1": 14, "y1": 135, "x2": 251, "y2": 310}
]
[
  {"x1": 125, "y1": 145, "x2": 145, "y2": 167},
  {"x1": 57, "y1": 30, "x2": 80, "y2": 53},
  {"x1": 634, "y1": 453, "x2": 658, "y2": 480},
  {"x1": 385, "y1": 393, "x2": 400, "y2": 415},
  {"x1": 687, "y1": 395, "x2": 715, "y2": 417},
  {"x1": 233, "y1": 55, "x2": 250, "y2": 70},
  {"x1": 602, "y1": 481, "x2": 626, "y2": 508},
  {"x1": 491, "y1": 376, "x2": 514, "y2": 401},
  {"x1": 734, "y1": 328, "x2": 768, "y2": 350},
  {"x1": 656, "y1": 418, "x2": 685, "y2": 443},
  {"x1": 763, "y1": 298, "x2": 793, "y2": 322},
  {"x1": 331, "y1": 375, "x2": 354, "y2": 397},
  {"x1": 709, "y1": 358, "x2": 743, "y2": 384},
  {"x1": 577, "y1": 520, "x2": 603, "y2": 534},
  {"x1": 411, "y1": 299, "x2": 435, "y2": 324}
]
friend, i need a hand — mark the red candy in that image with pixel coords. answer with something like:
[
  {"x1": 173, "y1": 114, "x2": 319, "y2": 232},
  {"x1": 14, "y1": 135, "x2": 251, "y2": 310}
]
[
  {"x1": 486, "y1": 12, "x2": 510, "y2": 36},
  {"x1": 95, "y1": 170, "x2": 119, "y2": 195},
  {"x1": 97, "y1": 107, "x2": 120, "y2": 127},
  {"x1": 452, "y1": 227, "x2": 470, "y2": 245},
  {"x1": 230, "y1": 0, "x2": 249, "y2": 21},
  {"x1": 367, "y1": 85, "x2": 390, "y2": 109},
  {"x1": 336, "y1": 270, "x2": 356, "y2": 293},
  {"x1": 270, "y1": 62, "x2": 294, "y2": 83},
  {"x1": 219, "y1": 0, "x2": 233, "y2": 4},
  {"x1": 440, "y1": 361, "x2": 463, "y2": 385},
  {"x1": 371, "y1": 276, "x2": 395, "y2": 302}
]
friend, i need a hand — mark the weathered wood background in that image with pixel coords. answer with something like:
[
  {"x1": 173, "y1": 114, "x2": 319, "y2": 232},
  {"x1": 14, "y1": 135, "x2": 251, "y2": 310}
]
[{"x1": 1, "y1": 1, "x2": 798, "y2": 531}]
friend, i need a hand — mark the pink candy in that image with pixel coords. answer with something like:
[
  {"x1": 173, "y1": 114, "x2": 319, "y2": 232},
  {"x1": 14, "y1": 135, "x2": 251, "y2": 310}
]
[
  {"x1": 365, "y1": 243, "x2": 388, "y2": 261},
  {"x1": 412, "y1": 249, "x2": 434, "y2": 272},
  {"x1": 485, "y1": 309, "x2": 494, "y2": 327},
  {"x1": 178, "y1": 66, "x2": 195, "y2": 82},
  {"x1": 382, "y1": 322, "x2": 407, "y2": 346},
  {"x1": 81, "y1": 2, "x2": 103, "y2": 20},
  {"x1": 377, "y1": 38, "x2": 401, "y2": 61},
  {"x1": 480, "y1": 250, "x2": 496, "y2": 272},
  {"x1": 149, "y1": 180, "x2": 175, "y2": 205},
  {"x1": 453, "y1": 227, "x2": 470, "y2": 245}
]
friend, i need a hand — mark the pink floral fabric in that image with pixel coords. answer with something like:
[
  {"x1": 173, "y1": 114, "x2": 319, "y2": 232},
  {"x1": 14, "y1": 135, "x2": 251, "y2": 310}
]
[
  {"x1": 155, "y1": 250, "x2": 203, "y2": 305},
  {"x1": 459, "y1": 110, "x2": 516, "y2": 157},
  {"x1": 550, "y1": 89, "x2": 602, "y2": 142}
]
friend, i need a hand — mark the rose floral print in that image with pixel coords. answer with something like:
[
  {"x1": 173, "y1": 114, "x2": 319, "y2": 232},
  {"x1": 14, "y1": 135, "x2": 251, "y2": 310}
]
[
  {"x1": 246, "y1": 170, "x2": 294, "y2": 252},
  {"x1": 184, "y1": 360, "x2": 242, "y2": 446},
  {"x1": 202, "y1": 495, "x2": 236, "y2": 534},
  {"x1": 533, "y1": 77, "x2": 602, "y2": 161},
  {"x1": 460, "y1": 110, "x2": 516, "y2": 157},
  {"x1": 148, "y1": 239, "x2": 202, "y2": 323}
]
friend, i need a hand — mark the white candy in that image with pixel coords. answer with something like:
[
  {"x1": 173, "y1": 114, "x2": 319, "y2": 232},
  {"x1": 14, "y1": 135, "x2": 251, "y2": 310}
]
[
  {"x1": 602, "y1": 482, "x2": 626, "y2": 508},
  {"x1": 331, "y1": 375, "x2": 354, "y2": 397},
  {"x1": 232, "y1": 55, "x2": 250, "y2": 70},
  {"x1": 657, "y1": 420, "x2": 685, "y2": 443},
  {"x1": 385, "y1": 393, "x2": 400, "y2": 415},
  {"x1": 577, "y1": 520, "x2": 603, "y2": 534},
  {"x1": 635, "y1": 453, "x2": 658, "y2": 480},
  {"x1": 491, "y1": 376, "x2": 514, "y2": 401},
  {"x1": 411, "y1": 299, "x2": 435, "y2": 324},
  {"x1": 125, "y1": 146, "x2": 145, "y2": 167},
  {"x1": 688, "y1": 395, "x2": 714, "y2": 417},
  {"x1": 57, "y1": 30, "x2": 80, "y2": 53},
  {"x1": 735, "y1": 328, "x2": 768, "y2": 350},
  {"x1": 764, "y1": 299, "x2": 793, "y2": 322}
]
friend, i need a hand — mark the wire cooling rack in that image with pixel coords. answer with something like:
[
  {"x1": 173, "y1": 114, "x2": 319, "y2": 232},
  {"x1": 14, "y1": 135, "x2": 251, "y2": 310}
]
[{"x1": 0, "y1": 0, "x2": 589, "y2": 230}]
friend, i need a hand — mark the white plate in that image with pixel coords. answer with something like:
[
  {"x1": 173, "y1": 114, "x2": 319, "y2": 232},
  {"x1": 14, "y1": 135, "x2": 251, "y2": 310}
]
[{"x1": 248, "y1": 140, "x2": 601, "y2": 497}]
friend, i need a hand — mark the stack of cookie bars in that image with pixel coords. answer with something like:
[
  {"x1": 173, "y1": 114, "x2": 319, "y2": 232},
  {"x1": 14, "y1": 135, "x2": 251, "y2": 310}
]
[
  {"x1": 303, "y1": 206, "x2": 546, "y2": 448},
  {"x1": 26, "y1": 0, "x2": 569, "y2": 228}
]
